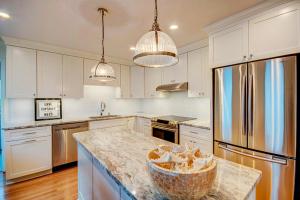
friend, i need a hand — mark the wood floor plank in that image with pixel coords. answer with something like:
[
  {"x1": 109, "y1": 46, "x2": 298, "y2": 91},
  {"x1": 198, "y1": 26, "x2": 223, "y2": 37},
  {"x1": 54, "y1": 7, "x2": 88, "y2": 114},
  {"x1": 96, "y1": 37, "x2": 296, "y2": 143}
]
[{"x1": 0, "y1": 167, "x2": 78, "y2": 200}]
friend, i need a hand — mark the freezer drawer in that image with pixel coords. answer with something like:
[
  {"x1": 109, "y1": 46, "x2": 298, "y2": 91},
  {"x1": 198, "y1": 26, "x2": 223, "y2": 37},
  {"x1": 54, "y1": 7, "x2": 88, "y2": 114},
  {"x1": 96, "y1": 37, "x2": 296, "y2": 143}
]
[
  {"x1": 214, "y1": 64, "x2": 247, "y2": 147},
  {"x1": 214, "y1": 141, "x2": 295, "y2": 200}
]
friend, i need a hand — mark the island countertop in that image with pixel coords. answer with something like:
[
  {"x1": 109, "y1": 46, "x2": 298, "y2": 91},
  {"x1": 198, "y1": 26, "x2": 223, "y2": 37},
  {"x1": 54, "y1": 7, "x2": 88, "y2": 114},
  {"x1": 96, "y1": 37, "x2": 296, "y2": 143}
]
[{"x1": 74, "y1": 126, "x2": 261, "y2": 200}]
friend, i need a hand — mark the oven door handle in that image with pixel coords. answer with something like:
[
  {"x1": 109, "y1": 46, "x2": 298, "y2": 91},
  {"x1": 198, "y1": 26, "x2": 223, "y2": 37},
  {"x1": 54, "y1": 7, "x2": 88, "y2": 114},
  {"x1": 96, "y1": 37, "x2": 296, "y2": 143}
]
[{"x1": 152, "y1": 125, "x2": 176, "y2": 132}]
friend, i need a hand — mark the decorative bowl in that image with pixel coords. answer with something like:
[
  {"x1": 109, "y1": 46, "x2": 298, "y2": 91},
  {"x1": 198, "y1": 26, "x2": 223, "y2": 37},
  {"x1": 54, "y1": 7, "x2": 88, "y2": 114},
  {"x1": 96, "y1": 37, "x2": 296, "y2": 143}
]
[{"x1": 146, "y1": 148, "x2": 217, "y2": 200}]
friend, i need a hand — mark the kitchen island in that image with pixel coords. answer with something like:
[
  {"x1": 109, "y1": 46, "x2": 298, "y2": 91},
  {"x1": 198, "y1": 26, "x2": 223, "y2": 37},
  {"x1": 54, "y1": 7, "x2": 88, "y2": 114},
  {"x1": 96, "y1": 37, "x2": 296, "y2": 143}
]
[{"x1": 74, "y1": 126, "x2": 261, "y2": 200}]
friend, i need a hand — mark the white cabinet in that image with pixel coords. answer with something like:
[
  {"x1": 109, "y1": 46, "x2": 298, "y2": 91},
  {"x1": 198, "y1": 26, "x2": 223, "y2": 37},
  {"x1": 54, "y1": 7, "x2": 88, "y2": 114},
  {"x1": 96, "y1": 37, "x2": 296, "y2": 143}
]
[
  {"x1": 6, "y1": 46, "x2": 37, "y2": 98},
  {"x1": 249, "y1": 3, "x2": 300, "y2": 60},
  {"x1": 119, "y1": 65, "x2": 131, "y2": 98},
  {"x1": 5, "y1": 126, "x2": 52, "y2": 180},
  {"x1": 135, "y1": 117, "x2": 152, "y2": 136},
  {"x1": 130, "y1": 66, "x2": 144, "y2": 98},
  {"x1": 188, "y1": 46, "x2": 211, "y2": 98},
  {"x1": 162, "y1": 53, "x2": 187, "y2": 84},
  {"x1": 78, "y1": 144, "x2": 93, "y2": 200},
  {"x1": 89, "y1": 118, "x2": 130, "y2": 130},
  {"x1": 62, "y1": 55, "x2": 84, "y2": 98},
  {"x1": 83, "y1": 58, "x2": 120, "y2": 87},
  {"x1": 209, "y1": 22, "x2": 248, "y2": 68},
  {"x1": 180, "y1": 125, "x2": 212, "y2": 154},
  {"x1": 145, "y1": 68, "x2": 162, "y2": 98},
  {"x1": 37, "y1": 51, "x2": 63, "y2": 98},
  {"x1": 93, "y1": 159, "x2": 120, "y2": 200}
]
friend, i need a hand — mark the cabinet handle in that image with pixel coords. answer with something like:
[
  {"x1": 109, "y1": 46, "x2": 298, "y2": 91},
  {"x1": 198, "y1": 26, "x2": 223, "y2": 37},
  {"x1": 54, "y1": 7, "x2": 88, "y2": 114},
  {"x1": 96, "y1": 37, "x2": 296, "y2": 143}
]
[
  {"x1": 20, "y1": 139, "x2": 37, "y2": 144},
  {"x1": 243, "y1": 55, "x2": 247, "y2": 60},
  {"x1": 249, "y1": 54, "x2": 253, "y2": 59},
  {"x1": 189, "y1": 131, "x2": 199, "y2": 135},
  {"x1": 23, "y1": 132, "x2": 37, "y2": 135}
]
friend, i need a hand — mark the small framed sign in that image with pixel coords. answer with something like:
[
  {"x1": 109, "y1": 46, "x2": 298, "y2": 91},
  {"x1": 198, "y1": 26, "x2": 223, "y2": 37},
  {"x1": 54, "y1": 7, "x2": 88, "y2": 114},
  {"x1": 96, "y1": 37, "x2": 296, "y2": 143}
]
[{"x1": 35, "y1": 98, "x2": 62, "y2": 121}]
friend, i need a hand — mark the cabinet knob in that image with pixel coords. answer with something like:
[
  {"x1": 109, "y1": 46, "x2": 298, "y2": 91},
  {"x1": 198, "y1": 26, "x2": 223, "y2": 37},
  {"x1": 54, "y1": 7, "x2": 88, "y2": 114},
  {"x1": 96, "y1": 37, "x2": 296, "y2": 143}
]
[
  {"x1": 33, "y1": 93, "x2": 36, "y2": 97},
  {"x1": 249, "y1": 54, "x2": 254, "y2": 59},
  {"x1": 243, "y1": 55, "x2": 247, "y2": 60},
  {"x1": 63, "y1": 94, "x2": 66, "y2": 97}
]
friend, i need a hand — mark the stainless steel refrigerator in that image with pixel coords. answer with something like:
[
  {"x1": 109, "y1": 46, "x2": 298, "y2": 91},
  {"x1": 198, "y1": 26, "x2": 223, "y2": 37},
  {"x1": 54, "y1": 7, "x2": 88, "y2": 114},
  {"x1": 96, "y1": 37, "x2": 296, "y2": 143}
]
[{"x1": 213, "y1": 55, "x2": 298, "y2": 200}]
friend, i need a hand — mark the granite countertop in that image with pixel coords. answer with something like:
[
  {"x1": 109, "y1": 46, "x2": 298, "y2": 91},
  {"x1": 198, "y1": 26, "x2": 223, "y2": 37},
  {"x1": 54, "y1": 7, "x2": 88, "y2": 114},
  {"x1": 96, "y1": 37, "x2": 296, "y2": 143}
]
[
  {"x1": 179, "y1": 119, "x2": 211, "y2": 130},
  {"x1": 74, "y1": 126, "x2": 261, "y2": 200}
]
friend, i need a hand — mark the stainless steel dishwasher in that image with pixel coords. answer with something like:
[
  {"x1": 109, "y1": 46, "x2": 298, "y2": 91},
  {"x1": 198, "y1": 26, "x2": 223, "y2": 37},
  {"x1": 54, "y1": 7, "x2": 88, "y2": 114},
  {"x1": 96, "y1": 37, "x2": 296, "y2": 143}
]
[{"x1": 52, "y1": 122, "x2": 89, "y2": 167}]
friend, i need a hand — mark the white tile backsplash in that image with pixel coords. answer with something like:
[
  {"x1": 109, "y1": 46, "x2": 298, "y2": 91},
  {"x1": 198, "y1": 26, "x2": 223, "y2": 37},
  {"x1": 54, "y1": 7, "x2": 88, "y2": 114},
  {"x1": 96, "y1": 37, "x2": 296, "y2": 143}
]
[{"x1": 4, "y1": 86, "x2": 210, "y2": 123}]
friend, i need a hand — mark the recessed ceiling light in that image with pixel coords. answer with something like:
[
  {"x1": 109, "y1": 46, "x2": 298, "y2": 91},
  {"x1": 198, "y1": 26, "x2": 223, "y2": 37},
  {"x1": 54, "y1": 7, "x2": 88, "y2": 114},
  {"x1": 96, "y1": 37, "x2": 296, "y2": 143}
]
[
  {"x1": 0, "y1": 11, "x2": 10, "y2": 19},
  {"x1": 130, "y1": 46, "x2": 136, "y2": 51},
  {"x1": 169, "y1": 24, "x2": 178, "y2": 30}
]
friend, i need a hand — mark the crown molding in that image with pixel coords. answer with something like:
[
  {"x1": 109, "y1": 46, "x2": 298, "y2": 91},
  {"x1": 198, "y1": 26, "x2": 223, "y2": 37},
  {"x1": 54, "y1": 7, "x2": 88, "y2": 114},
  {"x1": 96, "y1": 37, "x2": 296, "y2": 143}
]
[
  {"x1": 178, "y1": 38, "x2": 208, "y2": 54},
  {"x1": 204, "y1": 0, "x2": 292, "y2": 34},
  {"x1": 0, "y1": 35, "x2": 133, "y2": 66}
]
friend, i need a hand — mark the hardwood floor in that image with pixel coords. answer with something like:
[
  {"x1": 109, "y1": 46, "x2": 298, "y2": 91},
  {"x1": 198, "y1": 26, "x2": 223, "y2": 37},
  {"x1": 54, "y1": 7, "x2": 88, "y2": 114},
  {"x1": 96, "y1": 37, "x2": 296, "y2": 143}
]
[{"x1": 0, "y1": 167, "x2": 78, "y2": 200}]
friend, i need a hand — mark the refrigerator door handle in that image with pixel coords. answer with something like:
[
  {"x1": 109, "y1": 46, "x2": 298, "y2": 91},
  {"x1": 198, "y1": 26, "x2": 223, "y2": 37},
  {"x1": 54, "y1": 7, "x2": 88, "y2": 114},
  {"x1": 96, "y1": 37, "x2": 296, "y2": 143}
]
[
  {"x1": 248, "y1": 74, "x2": 254, "y2": 137},
  {"x1": 241, "y1": 72, "x2": 247, "y2": 136},
  {"x1": 218, "y1": 143, "x2": 287, "y2": 165}
]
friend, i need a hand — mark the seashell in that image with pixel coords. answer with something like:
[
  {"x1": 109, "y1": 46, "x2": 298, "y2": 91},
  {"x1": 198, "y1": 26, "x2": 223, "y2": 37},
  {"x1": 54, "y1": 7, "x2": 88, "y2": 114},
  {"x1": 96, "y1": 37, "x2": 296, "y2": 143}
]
[
  {"x1": 155, "y1": 162, "x2": 175, "y2": 170},
  {"x1": 150, "y1": 152, "x2": 172, "y2": 163}
]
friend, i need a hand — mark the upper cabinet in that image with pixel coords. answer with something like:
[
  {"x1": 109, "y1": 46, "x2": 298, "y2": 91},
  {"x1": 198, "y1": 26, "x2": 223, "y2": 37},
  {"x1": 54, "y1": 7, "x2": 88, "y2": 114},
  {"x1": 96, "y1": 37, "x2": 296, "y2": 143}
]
[
  {"x1": 248, "y1": 3, "x2": 300, "y2": 60},
  {"x1": 162, "y1": 53, "x2": 187, "y2": 84},
  {"x1": 119, "y1": 65, "x2": 130, "y2": 98},
  {"x1": 6, "y1": 46, "x2": 37, "y2": 98},
  {"x1": 83, "y1": 59, "x2": 120, "y2": 87},
  {"x1": 62, "y1": 55, "x2": 84, "y2": 98},
  {"x1": 208, "y1": 1, "x2": 300, "y2": 68},
  {"x1": 209, "y1": 22, "x2": 248, "y2": 68},
  {"x1": 37, "y1": 51, "x2": 63, "y2": 98},
  {"x1": 130, "y1": 66, "x2": 144, "y2": 98},
  {"x1": 145, "y1": 68, "x2": 162, "y2": 98},
  {"x1": 37, "y1": 52, "x2": 84, "y2": 98},
  {"x1": 188, "y1": 46, "x2": 211, "y2": 98}
]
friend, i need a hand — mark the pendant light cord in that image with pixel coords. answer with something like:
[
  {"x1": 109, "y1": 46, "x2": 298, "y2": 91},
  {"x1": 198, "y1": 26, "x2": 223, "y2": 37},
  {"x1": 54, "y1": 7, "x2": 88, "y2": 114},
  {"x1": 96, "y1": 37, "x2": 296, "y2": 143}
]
[
  {"x1": 152, "y1": 0, "x2": 160, "y2": 31},
  {"x1": 101, "y1": 9, "x2": 105, "y2": 63}
]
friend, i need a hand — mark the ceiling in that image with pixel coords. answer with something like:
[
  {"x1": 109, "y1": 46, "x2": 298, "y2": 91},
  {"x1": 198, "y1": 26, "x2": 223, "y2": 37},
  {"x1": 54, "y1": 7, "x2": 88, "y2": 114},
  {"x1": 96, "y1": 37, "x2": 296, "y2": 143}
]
[{"x1": 0, "y1": 0, "x2": 265, "y2": 60}]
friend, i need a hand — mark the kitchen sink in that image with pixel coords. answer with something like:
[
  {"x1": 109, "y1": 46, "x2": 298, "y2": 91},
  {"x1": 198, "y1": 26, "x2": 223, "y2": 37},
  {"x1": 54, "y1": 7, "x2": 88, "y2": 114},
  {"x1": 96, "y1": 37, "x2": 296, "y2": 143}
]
[{"x1": 89, "y1": 115, "x2": 120, "y2": 119}]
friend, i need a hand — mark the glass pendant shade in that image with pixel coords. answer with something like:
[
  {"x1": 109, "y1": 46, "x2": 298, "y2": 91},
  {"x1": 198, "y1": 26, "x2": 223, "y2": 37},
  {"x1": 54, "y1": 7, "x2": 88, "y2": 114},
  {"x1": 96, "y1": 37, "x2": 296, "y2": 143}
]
[
  {"x1": 134, "y1": 31, "x2": 178, "y2": 67},
  {"x1": 90, "y1": 61, "x2": 116, "y2": 82}
]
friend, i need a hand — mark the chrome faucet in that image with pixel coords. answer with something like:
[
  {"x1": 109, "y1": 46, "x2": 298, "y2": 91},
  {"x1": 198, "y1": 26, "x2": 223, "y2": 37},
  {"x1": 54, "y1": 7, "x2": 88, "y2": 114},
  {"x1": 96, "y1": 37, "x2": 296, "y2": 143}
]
[{"x1": 100, "y1": 101, "x2": 106, "y2": 116}]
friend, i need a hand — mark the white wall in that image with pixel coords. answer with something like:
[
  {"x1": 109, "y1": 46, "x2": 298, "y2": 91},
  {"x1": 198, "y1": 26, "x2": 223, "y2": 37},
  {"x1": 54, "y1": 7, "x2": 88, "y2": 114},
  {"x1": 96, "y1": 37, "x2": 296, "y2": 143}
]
[{"x1": 141, "y1": 92, "x2": 210, "y2": 120}]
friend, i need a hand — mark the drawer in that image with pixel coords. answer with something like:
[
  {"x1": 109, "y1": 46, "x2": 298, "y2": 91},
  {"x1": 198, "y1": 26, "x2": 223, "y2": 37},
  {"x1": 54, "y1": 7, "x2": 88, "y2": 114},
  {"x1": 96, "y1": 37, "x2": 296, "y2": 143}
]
[
  {"x1": 180, "y1": 135, "x2": 213, "y2": 154},
  {"x1": 180, "y1": 125, "x2": 211, "y2": 141},
  {"x1": 89, "y1": 118, "x2": 129, "y2": 130},
  {"x1": 5, "y1": 126, "x2": 52, "y2": 142}
]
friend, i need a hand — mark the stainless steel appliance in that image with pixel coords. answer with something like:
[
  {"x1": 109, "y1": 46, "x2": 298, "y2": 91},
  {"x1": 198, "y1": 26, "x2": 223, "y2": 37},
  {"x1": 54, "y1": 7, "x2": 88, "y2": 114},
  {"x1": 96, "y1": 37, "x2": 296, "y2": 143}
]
[
  {"x1": 52, "y1": 122, "x2": 89, "y2": 167},
  {"x1": 151, "y1": 115, "x2": 195, "y2": 144},
  {"x1": 213, "y1": 55, "x2": 298, "y2": 200}
]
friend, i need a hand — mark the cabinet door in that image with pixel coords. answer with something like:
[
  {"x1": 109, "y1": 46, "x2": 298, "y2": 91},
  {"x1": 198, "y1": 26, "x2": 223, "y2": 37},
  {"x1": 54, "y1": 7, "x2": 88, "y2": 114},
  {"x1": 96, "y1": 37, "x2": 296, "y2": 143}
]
[
  {"x1": 93, "y1": 159, "x2": 120, "y2": 200},
  {"x1": 130, "y1": 66, "x2": 144, "y2": 98},
  {"x1": 145, "y1": 68, "x2": 162, "y2": 98},
  {"x1": 5, "y1": 136, "x2": 52, "y2": 180},
  {"x1": 63, "y1": 55, "x2": 84, "y2": 98},
  {"x1": 209, "y1": 22, "x2": 248, "y2": 68},
  {"x1": 119, "y1": 65, "x2": 130, "y2": 98},
  {"x1": 6, "y1": 46, "x2": 37, "y2": 98},
  {"x1": 162, "y1": 53, "x2": 187, "y2": 84},
  {"x1": 188, "y1": 46, "x2": 211, "y2": 97},
  {"x1": 249, "y1": 3, "x2": 300, "y2": 60},
  {"x1": 78, "y1": 144, "x2": 93, "y2": 200},
  {"x1": 37, "y1": 51, "x2": 63, "y2": 98}
]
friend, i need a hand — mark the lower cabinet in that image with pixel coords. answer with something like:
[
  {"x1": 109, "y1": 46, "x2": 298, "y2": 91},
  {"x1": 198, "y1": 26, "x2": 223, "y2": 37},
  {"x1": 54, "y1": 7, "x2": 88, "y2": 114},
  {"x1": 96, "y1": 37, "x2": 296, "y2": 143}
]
[
  {"x1": 5, "y1": 126, "x2": 52, "y2": 180},
  {"x1": 134, "y1": 117, "x2": 152, "y2": 136},
  {"x1": 78, "y1": 143, "x2": 121, "y2": 200},
  {"x1": 180, "y1": 125, "x2": 212, "y2": 154}
]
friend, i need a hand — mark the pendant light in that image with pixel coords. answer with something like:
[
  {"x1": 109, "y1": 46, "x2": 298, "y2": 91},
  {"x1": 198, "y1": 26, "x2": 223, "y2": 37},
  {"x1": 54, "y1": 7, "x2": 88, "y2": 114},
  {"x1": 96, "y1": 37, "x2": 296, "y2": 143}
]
[
  {"x1": 133, "y1": 0, "x2": 178, "y2": 68},
  {"x1": 90, "y1": 8, "x2": 116, "y2": 82}
]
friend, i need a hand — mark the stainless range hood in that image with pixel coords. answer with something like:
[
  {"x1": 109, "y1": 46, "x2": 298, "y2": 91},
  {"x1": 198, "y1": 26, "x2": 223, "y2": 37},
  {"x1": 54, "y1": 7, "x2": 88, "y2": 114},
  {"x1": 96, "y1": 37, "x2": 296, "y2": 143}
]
[{"x1": 156, "y1": 82, "x2": 188, "y2": 92}]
